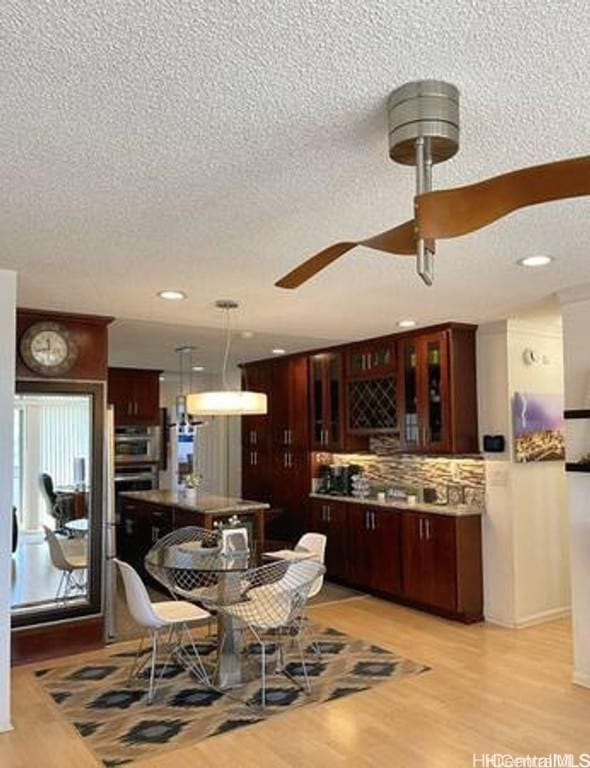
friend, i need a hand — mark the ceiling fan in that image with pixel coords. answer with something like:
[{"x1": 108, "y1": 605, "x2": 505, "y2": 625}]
[{"x1": 275, "y1": 80, "x2": 590, "y2": 289}]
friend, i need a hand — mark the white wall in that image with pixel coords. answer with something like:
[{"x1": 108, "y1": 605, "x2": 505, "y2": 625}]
[
  {"x1": 477, "y1": 317, "x2": 569, "y2": 627},
  {"x1": 0, "y1": 270, "x2": 17, "y2": 732},
  {"x1": 559, "y1": 286, "x2": 590, "y2": 688}
]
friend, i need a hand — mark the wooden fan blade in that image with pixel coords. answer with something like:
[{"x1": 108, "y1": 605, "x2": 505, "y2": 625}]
[
  {"x1": 275, "y1": 242, "x2": 356, "y2": 288},
  {"x1": 416, "y1": 155, "x2": 590, "y2": 240},
  {"x1": 361, "y1": 219, "x2": 417, "y2": 255},
  {"x1": 275, "y1": 220, "x2": 417, "y2": 289}
]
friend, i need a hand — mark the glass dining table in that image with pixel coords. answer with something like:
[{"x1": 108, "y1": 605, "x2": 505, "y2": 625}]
[{"x1": 144, "y1": 540, "x2": 252, "y2": 689}]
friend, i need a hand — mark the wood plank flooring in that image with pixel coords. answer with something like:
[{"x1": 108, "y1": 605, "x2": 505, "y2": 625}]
[{"x1": 2, "y1": 596, "x2": 589, "y2": 768}]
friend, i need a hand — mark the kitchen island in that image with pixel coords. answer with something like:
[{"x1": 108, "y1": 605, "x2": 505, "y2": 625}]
[{"x1": 117, "y1": 490, "x2": 269, "y2": 580}]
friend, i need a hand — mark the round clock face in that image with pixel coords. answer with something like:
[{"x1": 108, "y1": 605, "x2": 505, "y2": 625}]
[{"x1": 20, "y1": 322, "x2": 78, "y2": 376}]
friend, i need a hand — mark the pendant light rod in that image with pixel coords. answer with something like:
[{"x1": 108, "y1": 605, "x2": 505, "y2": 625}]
[
  {"x1": 216, "y1": 299, "x2": 238, "y2": 390},
  {"x1": 186, "y1": 300, "x2": 267, "y2": 416}
]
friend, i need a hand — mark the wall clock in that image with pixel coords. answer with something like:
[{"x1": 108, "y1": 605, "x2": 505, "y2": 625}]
[{"x1": 19, "y1": 321, "x2": 79, "y2": 376}]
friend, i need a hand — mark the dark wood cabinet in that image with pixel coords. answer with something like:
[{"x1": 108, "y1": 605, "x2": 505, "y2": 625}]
[
  {"x1": 271, "y1": 449, "x2": 310, "y2": 539},
  {"x1": 108, "y1": 367, "x2": 161, "y2": 426},
  {"x1": 308, "y1": 498, "x2": 349, "y2": 582},
  {"x1": 401, "y1": 510, "x2": 482, "y2": 621},
  {"x1": 346, "y1": 338, "x2": 396, "y2": 379},
  {"x1": 241, "y1": 362, "x2": 273, "y2": 502},
  {"x1": 271, "y1": 355, "x2": 309, "y2": 449},
  {"x1": 118, "y1": 497, "x2": 173, "y2": 580},
  {"x1": 344, "y1": 338, "x2": 398, "y2": 436},
  {"x1": 398, "y1": 325, "x2": 477, "y2": 453},
  {"x1": 347, "y1": 505, "x2": 402, "y2": 596},
  {"x1": 240, "y1": 356, "x2": 310, "y2": 541},
  {"x1": 309, "y1": 351, "x2": 343, "y2": 450}
]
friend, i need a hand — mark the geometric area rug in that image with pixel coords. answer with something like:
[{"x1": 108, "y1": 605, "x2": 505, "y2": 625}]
[{"x1": 34, "y1": 626, "x2": 430, "y2": 767}]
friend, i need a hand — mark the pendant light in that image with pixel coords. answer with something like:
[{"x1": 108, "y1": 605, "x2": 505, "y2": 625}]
[{"x1": 186, "y1": 300, "x2": 267, "y2": 416}]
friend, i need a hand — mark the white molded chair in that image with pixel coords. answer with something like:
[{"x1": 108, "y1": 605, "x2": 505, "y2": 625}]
[
  {"x1": 218, "y1": 558, "x2": 326, "y2": 708},
  {"x1": 114, "y1": 558, "x2": 212, "y2": 703},
  {"x1": 263, "y1": 532, "x2": 327, "y2": 598},
  {"x1": 43, "y1": 524, "x2": 87, "y2": 602}
]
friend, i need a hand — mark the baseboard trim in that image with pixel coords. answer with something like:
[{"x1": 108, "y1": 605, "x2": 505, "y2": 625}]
[
  {"x1": 572, "y1": 670, "x2": 590, "y2": 689},
  {"x1": 485, "y1": 606, "x2": 571, "y2": 629}
]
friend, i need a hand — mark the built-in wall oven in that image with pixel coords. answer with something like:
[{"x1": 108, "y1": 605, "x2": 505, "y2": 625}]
[
  {"x1": 114, "y1": 425, "x2": 161, "y2": 464},
  {"x1": 114, "y1": 463, "x2": 159, "y2": 494}
]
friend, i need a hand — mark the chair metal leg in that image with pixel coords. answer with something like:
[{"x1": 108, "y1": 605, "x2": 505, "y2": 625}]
[
  {"x1": 147, "y1": 629, "x2": 158, "y2": 704},
  {"x1": 260, "y1": 642, "x2": 266, "y2": 709}
]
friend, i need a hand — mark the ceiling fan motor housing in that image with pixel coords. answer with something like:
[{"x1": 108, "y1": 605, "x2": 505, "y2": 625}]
[{"x1": 388, "y1": 80, "x2": 460, "y2": 165}]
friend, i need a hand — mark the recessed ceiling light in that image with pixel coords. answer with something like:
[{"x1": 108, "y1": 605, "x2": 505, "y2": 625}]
[
  {"x1": 240, "y1": 330, "x2": 254, "y2": 339},
  {"x1": 517, "y1": 255, "x2": 553, "y2": 268},
  {"x1": 397, "y1": 319, "x2": 416, "y2": 328},
  {"x1": 192, "y1": 365, "x2": 204, "y2": 372},
  {"x1": 157, "y1": 289, "x2": 186, "y2": 300},
  {"x1": 272, "y1": 348, "x2": 286, "y2": 355}
]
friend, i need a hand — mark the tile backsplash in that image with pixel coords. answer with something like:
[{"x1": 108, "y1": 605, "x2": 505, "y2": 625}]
[{"x1": 325, "y1": 436, "x2": 486, "y2": 508}]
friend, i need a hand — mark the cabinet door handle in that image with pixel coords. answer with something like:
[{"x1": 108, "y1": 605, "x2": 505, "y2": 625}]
[
  {"x1": 371, "y1": 511, "x2": 376, "y2": 531},
  {"x1": 252, "y1": 430, "x2": 257, "y2": 445},
  {"x1": 152, "y1": 526, "x2": 160, "y2": 543},
  {"x1": 365, "y1": 511, "x2": 369, "y2": 530},
  {"x1": 419, "y1": 518, "x2": 424, "y2": 540},
  {"x1": 425, "y1": 518, "x2": 431, "y2": 540},
  {"x1": 254, "y1": 451, "x2": 258, "y2": 466}
]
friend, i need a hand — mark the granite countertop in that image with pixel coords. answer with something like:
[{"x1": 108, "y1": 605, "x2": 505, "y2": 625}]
[
  {"x1": 120, "y1": 489, "x2": 270, "y2": 514},
  {"x1": 309, "y1": 492, "x2": 484, "y2": 517}
]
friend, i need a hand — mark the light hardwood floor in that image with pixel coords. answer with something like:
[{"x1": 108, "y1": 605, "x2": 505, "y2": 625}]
[{"x1": 2, "y1": 596, "x2": 589, "y2": 768}]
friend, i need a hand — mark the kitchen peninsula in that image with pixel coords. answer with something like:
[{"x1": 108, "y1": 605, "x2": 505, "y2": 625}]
[{"x1": 118, "y1": 490, "x2": 269, "y2": 580}]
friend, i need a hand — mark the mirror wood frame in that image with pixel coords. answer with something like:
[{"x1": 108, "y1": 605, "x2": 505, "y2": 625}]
[{"x1": 11, "y1": 380, "x2": 105, "y2": 628}]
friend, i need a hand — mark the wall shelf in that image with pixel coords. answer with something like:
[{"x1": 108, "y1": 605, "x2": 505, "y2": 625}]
[
  {"x1": 564, "y1": 410, "x2": 590, "y2": 472},
  {"x1": 564, "y1": 409, "x2": 590, "y2": 419}
]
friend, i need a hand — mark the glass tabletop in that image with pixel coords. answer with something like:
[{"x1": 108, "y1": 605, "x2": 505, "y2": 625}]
[{"x1": 145, "y1": 541, "x2": 252, "y2": 574}]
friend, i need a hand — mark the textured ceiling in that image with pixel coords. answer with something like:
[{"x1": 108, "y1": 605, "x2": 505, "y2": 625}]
[{"x1": 2, "y1": 0, "x2": 589, "y2": 371}]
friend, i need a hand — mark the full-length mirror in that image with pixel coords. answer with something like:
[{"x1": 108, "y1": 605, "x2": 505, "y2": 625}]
[{"x1": 11, "y1": 381, "x2": 104, "y2": 626}]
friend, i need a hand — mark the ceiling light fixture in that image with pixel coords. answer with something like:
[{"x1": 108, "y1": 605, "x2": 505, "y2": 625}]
[
  {"x1": 186, "y1": 300, "x2": 268, "y2": 416},
  {"x1": 192, "y1": 365, "x2": 204, "y2": 372},
  {"x1": 517, "y1": 255, "x2": 553, "y2": 268},
  {"x1": 158, "y1": 289, "x2": 187, "y2": 300},
  {"x1": 272, "y1": 348, "x2": 286, "y2": 355},
  {"x1": 397, "y1": 319, "x2": 416, "y2": 328}
]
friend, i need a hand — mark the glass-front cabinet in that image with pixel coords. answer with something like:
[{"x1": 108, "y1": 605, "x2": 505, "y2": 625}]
[
  {"x1": 310, "y1": 351, "x2": 343, "y2": 450},
  {"x1": 399, "y1": 331, "x2": 448, "y2": 452},
  {"x1": 347, "y1": 339, "x2": 396, "y2": 379}
]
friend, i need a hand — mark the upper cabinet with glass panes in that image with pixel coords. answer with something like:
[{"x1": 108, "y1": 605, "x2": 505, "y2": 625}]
[
  {"x1": 346, "y1": 339, "x2": 396, "y2": 379},
  {"x1": 397, "y1": 325, "x2": 478, "y2": 454}
]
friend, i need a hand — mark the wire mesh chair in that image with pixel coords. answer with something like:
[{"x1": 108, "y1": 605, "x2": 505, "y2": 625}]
[
  {"x1": 262, "y1": 532, "x2": 327, "y2": 658},
  {"x1": 217, "y1": 558, "x2": 326, "y2": 708},
  {"x1": 145, "y1": 525, "x2": 233, "y2": 608}
]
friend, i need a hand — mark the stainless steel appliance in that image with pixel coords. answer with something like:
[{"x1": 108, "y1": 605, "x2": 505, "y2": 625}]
[
  {"x1": 114, "y1": 425, "x2": 160, "y2": 464},
  {"x1": 114, "y1": 463, "x2": 159, "y2": 494}
]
